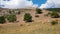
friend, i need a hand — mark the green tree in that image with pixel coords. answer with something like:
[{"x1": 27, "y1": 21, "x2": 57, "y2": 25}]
[
  {"x1": 24, "y1": 13, "x2": 32, "y2": 22},
  {"x1": 0, "y1": 16, "x2": 6, "y2": 24},
  {"x1": 7, "y1": 14, "x2": 17, "y2": 22}
]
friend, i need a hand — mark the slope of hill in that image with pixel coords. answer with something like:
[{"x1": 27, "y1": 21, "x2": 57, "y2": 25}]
[{"x1": 0, "y1": 8, "x2": 60, "y2": 34}]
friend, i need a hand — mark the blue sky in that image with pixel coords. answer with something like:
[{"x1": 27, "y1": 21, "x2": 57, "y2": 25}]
[
  {"x1": 0, "y1": 0, "x2": 60, "y2": 9},
  {"x1": 32, "y1": 0, "x2": 46, "y2": 6}
]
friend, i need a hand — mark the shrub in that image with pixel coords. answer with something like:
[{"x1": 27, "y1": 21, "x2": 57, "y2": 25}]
[
  {"x1": 36, "y1": 8, "x2": 42, "y2": 14},
  {"x1": 17, "y1": 11, "x2": 20, "y2": 14},
  {"x1": 9, "y1": 10, "x2": 15, "y2": 14},
  {"x1": 35, "y1": 15, "x2": 39, "y2": 17},
  {"x1": 51, "y1": 20, "x2": 58, "y2": 25},
  {"x1": 0, "y1": 16, "x2": 6, "y2": 24},
  {"x1": 24, "y1": 13, "x2": 32, "y2": 22},
  {"x1": 50, "y1": 12, "x2": 60, "y2": 18},
  {"x1": 9, "y1": 11, "x2": 11, "y2": 14},
  {"x1": 7, "y1": 14, "x2": 17, "y2": 22},
  {"x1": 9, "y1": 10, "x2": 12, "y2": 14}
]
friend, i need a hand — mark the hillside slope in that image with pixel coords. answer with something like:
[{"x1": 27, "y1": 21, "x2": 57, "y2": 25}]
[{"x1": 0, "y1": 8, "x2": 60, "y2": 34}]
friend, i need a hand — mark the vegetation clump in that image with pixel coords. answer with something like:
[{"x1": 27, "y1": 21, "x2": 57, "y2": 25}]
[
  {"x1": 36, "y1": 8, "x2": 42, "y2": 14},
  {"x1": 9, "y1": 11, "x2": 12, "y2": 14},
  {"x1": 50, "y1": 12, "x2": 60, "y2": 18},
  {"x1": 46, "y1": 8, "x2": 60, "y2": 12},
  {"x1": 24, "y1": 13, "x2": 32, "y2": 22},
  {"x1": 0, "y1": 16, "x2": 6, "y2": 24},
  {"x1": 17, "y1": 11, "x2": 20, "y2": 14},
  {"x1": 7, "y1": 14, "x2": 17, "y2": 22},
  {"x1": 35, "y1": 15, "x2": 39, "y2": 17},
  {"x1": 50, "y1": 20, "x2": 58, "y2": 25}
]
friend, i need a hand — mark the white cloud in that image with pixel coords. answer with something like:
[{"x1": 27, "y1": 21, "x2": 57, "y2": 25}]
[
  {"x1": 32, "y1": 4, "x2": 38, "y2": 8},
  {"x1": 40, "y1": 0, "x2": 60, "y2": 8},
  {"x1": 0, "y1": 0, "x2": 38, "y2": 9}
]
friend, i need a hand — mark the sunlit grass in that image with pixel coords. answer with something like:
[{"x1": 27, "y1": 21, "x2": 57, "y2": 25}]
[{"x1": 0, "y1": 21, "x2": 60, "y2": 34}]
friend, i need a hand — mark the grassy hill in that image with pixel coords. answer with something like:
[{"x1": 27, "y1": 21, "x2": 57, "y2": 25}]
[{"x1": 0, "y1": 8, "x2": 60, "y2": 34}]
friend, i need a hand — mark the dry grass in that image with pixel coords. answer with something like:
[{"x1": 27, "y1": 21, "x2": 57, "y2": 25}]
[{"x1": 0, "y1": 21, "x2": 60, "y2": 34}]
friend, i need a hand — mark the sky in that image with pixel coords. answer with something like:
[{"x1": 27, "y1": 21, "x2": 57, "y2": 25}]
[{"x1": 0, "y1": 0, "x2": 60, "y2": 9}]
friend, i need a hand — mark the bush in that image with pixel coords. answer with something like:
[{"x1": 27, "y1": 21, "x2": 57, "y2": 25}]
[
  {"x1": 51, "y1": 20, "x2": 58, "y2": 25},
  {"x1": 9, "y1": 10, "x2": 12, "y2": 14},
  {"x1": 9, "y1": 11, "x2": 12, "y2": 14},
  {"x1": 24, "y1": 13, "x2": 32, "y2": 22},
  {"x1": 50, "y1": 12, "x2": 60, "y2": 18},
  {"x1": 17, "y1": 11, "x2": 20, "y2": 14},
  {"x1": 9, "y1": 10, "x2": 15, "y2": 14},
  {"x1": 36, "y1": 8, "x2": 42, "y2": 14},
  {"x1": 35, "y1": 15, "x2": 39, "y2": 17},
  {"x1": 7, "y1": 14, "x2": 17, "y2": 22},
  {"x1": 0, "y1": 16, "x2": 6, "y2": 24}
]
